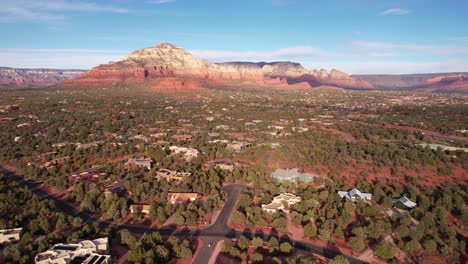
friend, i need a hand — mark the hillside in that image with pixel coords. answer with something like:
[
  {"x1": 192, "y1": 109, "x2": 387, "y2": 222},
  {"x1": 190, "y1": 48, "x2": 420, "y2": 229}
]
[
  {"x1": 0, "y1": 67, "x2": 85, "y2": 89},
  {"x1": 64, "y1": 43, "x2": 374, "y2": 90},
  {"x1": 355, "y1": 72, "x2": 468, "y2": 93}
]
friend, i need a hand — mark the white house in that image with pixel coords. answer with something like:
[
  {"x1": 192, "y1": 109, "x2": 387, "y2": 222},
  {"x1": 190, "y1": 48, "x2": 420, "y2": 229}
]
[
  {"x1": 262, "y1": 193, "x2": 302, "y2": 214},
  {"x1": 338, "y1": 188, "x2": 372, "y2": 203},
  {"x1": 35, "y1": 237, "x2": 110, "y2": 264},
  {"x1": 392, "y1": 196, "x2": 417, "y2": 209},
  {"x1": 0, "y1": 228, "x2": 22, "y2": 243},
  {"x1": 169, "y1": 146, "x2": 200, "y2": 161}
]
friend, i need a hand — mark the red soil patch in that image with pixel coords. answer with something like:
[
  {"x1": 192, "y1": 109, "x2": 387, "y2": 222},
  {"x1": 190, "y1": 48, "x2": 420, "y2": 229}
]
[
  {"x1": 153, "y1": 77, "x2": 204, "y2": 91},
  {"x1": 323, "y1": 127, "x2": 357, "y2": 142}
]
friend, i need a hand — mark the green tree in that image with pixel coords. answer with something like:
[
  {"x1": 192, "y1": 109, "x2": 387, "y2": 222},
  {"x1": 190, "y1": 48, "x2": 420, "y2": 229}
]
[
  {"x1": 329, "y1": 255, "x2": 350, "y2": 264},
  {"x1": 279, "y1": 242, "x2": 293, "y2": 254},
  {"x1": 252, "y1": 237, "x2": 263, "y2": 249},
  {"x1": 238, "y1": 235, "x2": 250, "y2": 251},
  {"x1": 268, "y1": 237, "x2": 279, "y2": 253},
  {"x1": 375, "y1": 243, "x2": 394, "y2": 260},
  {"x1": 349, "y1": 236, "x2": 365, "y2": 252},
  {"x1": 252, "y1": 252, "x2": 264, "y2": 263},
  {"x1": 303, "y1": 223, "x2": 317, "y2": 239}
]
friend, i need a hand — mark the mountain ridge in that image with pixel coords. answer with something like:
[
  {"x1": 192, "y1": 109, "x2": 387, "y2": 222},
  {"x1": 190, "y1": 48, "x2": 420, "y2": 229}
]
[{"x1": 63, "y1": 43, "x2": 374, "y2": 90}]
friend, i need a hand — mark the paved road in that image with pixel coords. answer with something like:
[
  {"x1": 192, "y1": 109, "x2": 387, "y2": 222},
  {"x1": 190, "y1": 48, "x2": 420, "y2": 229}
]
[
  {"x1": 192, "y1": 184, "x2": 247, "y2": 264},
  {"x1": 0, "y1": 166, "x2": 368, "y2": 264}
]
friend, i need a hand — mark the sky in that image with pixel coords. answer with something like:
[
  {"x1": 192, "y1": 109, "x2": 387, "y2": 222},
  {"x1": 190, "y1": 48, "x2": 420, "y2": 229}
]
[{"x1": 0, "y1": 0, "x2": 467, "y2": 74}]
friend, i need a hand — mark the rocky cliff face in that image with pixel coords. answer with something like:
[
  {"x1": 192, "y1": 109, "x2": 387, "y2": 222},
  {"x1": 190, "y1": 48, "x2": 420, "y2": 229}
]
[
  {"x1": 64, "y1": 43, "x2": 374, "y2": 90},
  {"x1": 0, "y1": 67, "x2": 85, "y2": 88}
]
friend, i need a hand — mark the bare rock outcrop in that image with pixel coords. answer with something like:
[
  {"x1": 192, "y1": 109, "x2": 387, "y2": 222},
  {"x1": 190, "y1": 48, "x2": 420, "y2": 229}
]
[{"x1": 64, "y1": 43, "x2": 374, "y2": 91}]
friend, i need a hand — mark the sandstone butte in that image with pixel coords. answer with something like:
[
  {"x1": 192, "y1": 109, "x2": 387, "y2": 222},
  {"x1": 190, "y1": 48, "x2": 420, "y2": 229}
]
[
  {"x1": 404, "y1": 74, "x2": 468, "y2": 94},
  {"x1": 63, "y1": 43, "x2": 375, "y2": 91}
]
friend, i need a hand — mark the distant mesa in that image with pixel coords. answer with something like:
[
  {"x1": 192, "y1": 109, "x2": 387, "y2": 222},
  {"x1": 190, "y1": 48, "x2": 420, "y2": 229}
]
[
  {"x1": 355, "y1": 72, "x2": 468, "y2": 94},
  {"x1": 63, "y1": 42, "x2": 375, "y2": 91},
  {"x1": 5, "y1": 42, "x2": 466, "y2": 93},
  {"x1": 0, "y1": 67, "x2": 85, "y2": 89}
]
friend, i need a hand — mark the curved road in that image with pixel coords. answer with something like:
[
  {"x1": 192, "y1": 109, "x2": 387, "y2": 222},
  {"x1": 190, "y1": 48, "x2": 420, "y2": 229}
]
[{"x1": 0, "y1": 167, "x2": 367, "y2": 264}]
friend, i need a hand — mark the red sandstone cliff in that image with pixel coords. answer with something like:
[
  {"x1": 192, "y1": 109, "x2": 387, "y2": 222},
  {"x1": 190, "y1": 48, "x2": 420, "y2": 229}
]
[
  {"x1": 64, "y1": 43, "x2": 374, "y2": 91},
  {"x1": 0, "y1": 67, "x2": 85, "y2": 89}
]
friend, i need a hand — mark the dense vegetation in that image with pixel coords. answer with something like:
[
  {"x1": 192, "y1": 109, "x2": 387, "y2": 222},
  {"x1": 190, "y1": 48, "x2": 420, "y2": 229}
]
[{"x1": 0, "y1": 86, "x2": 466, "y2": 263}]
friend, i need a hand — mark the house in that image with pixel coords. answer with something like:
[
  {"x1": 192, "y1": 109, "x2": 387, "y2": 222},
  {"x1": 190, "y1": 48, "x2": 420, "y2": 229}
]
[
  {"x1": 103, "y1": 179, "x2": 126, "y2": 198},
  {"x1": 68, "y1": 172, "x2": 107, "y2": 183},
  {"x1": 226, "y1": 141, "x2": 251, "y2": 152},
  {"x1": 204, "y1": 161, "x2": 236, "y2": 171},
  {"x1": 129, "y1": 204, "x2": 151, "y2": 214},
  {"x1": 337, "y1": 188, "x2": 372, "y2": 202},
  {"x1": 41, "y1": 156, "x2": 70, "y2": 170},
  {"x1": 271, "y1": 168, "x2": 317, "y2": 183},
  {"x1": 392, "y1": 196, "x2": 417, "y2": 209},
  {"x1": 156, "y1": 169, "x2": 191, "y2": 181},
  {"x1": 167, "y1": 192, "x2": 201, "y2": 204},
  {"x1": 169, "y1": 146, "x2": 200, "y2": 161},
  {"x1": 0, "y1": 228, "x2": 22, "y2": 243},
  {"x1": 261, "y1": 193, "x2": 302, "y2": 214},
  {"x1": 35, "y1": 237, "x2": 110, "y2": 264},
  {"x1": 125, "y1": 157, "x2": 152, "y2": 170}
]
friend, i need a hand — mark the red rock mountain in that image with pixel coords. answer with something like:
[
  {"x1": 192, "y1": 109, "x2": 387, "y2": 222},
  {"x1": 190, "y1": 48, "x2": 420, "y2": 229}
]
[
  {"x1": 0, "y1": 67, "x2": 85, "y2": 89},
  {"x1": 64, "y1": 43, "x2": 374, "y2": 90}
]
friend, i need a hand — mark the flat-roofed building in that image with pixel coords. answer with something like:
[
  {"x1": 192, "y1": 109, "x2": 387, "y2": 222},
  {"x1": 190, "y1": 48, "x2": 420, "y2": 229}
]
[
  {"x1": 129, "y1": 204, "x2": 151, "y2": 214},
  {"x1": 261, "y1": 193, "x2": 302, "y2": 214},
  {"x1": 0, "y1": 227, "x2": 22, "y2": 243},
  {"x1": 167, "y1": 192, "x2": 201, "y2": 204},
  {"x1": 125, "y1": 157, "x2": 152, "y2": 170},
  {"x1": 35, "y1": 237, "x2": 110, "y2": 264}
]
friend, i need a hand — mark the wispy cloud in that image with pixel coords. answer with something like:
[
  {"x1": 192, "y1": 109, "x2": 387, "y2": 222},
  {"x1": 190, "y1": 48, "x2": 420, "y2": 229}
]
[
  {"x1": 0, "y1": 0, "x2": 128, "y2": 23},
  {"x1": 147, "y1": 0, "x2": 176, "y2": 4},
  {"x1": 352, "y1": 40, "x2": 468, "y2": 56},
  {"x1": 380, "y1": 8, "x2": 411, "y2": 16},
  {"x1": 0, "y1": 48, "x2": 127, "y2": 69}
]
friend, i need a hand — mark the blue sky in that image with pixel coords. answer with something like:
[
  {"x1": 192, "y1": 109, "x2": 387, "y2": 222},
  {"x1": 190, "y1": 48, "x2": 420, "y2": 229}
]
[{"x1": 0, "y1": 0, "x2": 467, "y2": 74}]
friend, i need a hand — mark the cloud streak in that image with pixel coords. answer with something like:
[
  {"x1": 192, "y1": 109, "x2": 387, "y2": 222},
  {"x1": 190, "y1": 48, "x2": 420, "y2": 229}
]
[
  {"x1": 352, "y1": 40, "x2": 468, "y2": 56},
  {"x1": 0, "y1": 48, "x2": 127, "y2": 69},
  {"x1": 0, "y1": 0, "x2": 128, "y2": 23},
  {"x1": 147, "y1": 0, "x2": 176, "y2": 4},
  {"x1": 380, "y1": 8, "x2": 411, "y2": 15},
  {"x1": 1, "y1": 40, "x2": 467, "y2": 74}
]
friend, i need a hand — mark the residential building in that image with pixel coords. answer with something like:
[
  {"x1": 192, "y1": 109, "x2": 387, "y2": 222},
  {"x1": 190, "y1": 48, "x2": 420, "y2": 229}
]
[
  {"x1": 337, "y1": 188, "x2": 372, "y2": 202},
  {"x1": 125, "y1": 157, "x2": 152, "y2": 170},
  {"x1": 68, "y1": 172, "x2": 106, "y2": 183},
  {"x1": 103, "y1": 180, "x2": 125, "y2": 198},
  {"x1": 226, "y1": 141, "x2": 251, "y2": 152},
  {"x1": 129, "y1": 204, "x2": 151, "y2": 214},
  {"x1": 169, "y1": 146, "x2": 200, "y2": 161},
  {"x1": 167, "y1": 192, "x2": 201, "y2": 204},
  {"x1": 204, "y1": 161, "x2": 237, "y2": 171},
  {"x1": 271, "y1": 168, "x2": 317, "y2": 183},
  {"x1": 261, "y1": 193, "x2": 302, "y2": 214},
  {"x1": 392, "y1": 196, "x2": 417, "y2": 209},
  {"x1": 156, "y1": 169, "x2": 191, "y2": 181},
  {"x1": 0, "y1": 228, "x2": 22, "y2": 243},
  {"x1": 35, "y1": 237, "x2": 110, "y2": 264}
]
